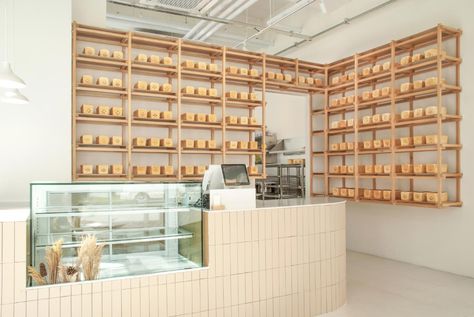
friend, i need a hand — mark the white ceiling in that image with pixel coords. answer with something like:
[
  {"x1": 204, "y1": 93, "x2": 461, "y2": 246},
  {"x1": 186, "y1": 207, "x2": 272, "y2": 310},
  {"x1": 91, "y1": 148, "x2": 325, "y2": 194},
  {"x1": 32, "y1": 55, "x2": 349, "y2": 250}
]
[{"x1": 106, "y1": 0, "x2": 397, "y2": 55}]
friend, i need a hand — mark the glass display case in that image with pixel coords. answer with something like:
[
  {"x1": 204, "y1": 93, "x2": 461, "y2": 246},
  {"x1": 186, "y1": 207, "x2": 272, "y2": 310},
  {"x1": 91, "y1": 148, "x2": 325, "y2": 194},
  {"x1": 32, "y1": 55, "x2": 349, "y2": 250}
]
[{"x1": 29, "y1": 182, "x2": 203, "y2": 285}]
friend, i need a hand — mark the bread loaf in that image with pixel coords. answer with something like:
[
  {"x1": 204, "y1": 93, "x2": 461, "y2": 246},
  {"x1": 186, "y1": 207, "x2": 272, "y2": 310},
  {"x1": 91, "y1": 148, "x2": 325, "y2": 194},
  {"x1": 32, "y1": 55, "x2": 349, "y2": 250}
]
[
  {"x1": 413, "y1": 192, "x2": 426, "y2": 202},
  {"x1": 330, "y1": 143, "x2": 339, "y2": 151},
  {"x1": 330, "y1": 165, "x2": 340, "y2": 174},
  {"x1": 362, "y1": 67, "x2": 371, "y2": 76},
  {"x1": 425, "y1": 163, "x2": 448, "y2": 174},
  {"x1": 161, "y1": 138, "x2": 173, "y2": 147},
  {"x1": 206, "y1": 113, "x2": 217, "y2": 123},
  {"x1": 383, "y1": 190, "x2": 391, "y2": 200},
  {"x1": 148, "y1": 82, "x2": 160, "y2": 91},
  {"x1": 425, "y1": 134, "x2": 448, "y2": 145},
  {"x1": 238, "y1": 92, "x2": 248, "y2": 100},
  {"x1": 373, "y1": 139, "x2": 382, "y2": 149},
  {"x1": 195, "y1": 140, "x2": 206, "y2": 149},
  {"x1": 226, "y1": 141, "x2": 238, "y2": 149},
  {"x1": 425, "y1": 106, "x2": 446, "y2": 116},
  {"x1": 340, "y1": 188, "x2": 348, "y2": 197},
  {"x1": 161, "y1": 165, "x2": 174, "y2": 175},
  {"x1": 426, "y1": 192, "x2": 448, "y2": 204},
  {"x1": 400, "y1": 110, "x2": 412, "y2": 120},
  {"x1": 111, "y1": 136, "x2": 122, "y2": 146},
  {"x1": 112, "y1": 51, "x2": 123, "y2": 59},
  {"x1": 399, "y1": 137, "x2": 412, "y2": 147},
  {"x1": 413, "y1": 108, "x2": 424, "y2": 118},
  {"x1": 80, "y1": 104, "x2": 94, "y2": 114},
  {"x1": 80, "y1": 165, "x2": 93, "y2": 175},
  {"x1": 400, "y1": 82, "x2": 412, "y2": 93},
  {"x1": 413, "y1": 80, "x2": 424, "y2": 90},
  {"x1": 284, "y1": 74, "x2": 292, "y2": 82},
  {"x1": 249, "y1": 141, "x2": 258, "y2": 150},
  {"x1": 97, "y1": 165, "x2": 110, "y2": 175},
  {"x1": 195, "y1": 113, "x2": 206, "y2": 122},
  {"x1": 362, "y1": 116, "x2": 372, "y2": 125},
  {"x1": 196, "y1": 62, "x2": 206, "y2": 70},
  {"x1": 363, "y1": 189, "x2": 373, "y2": 199},
  {"x1": 96, "y1": 105, "x2": 110, "y2": 116},
  {"x1": 134, "y1": 81, "x2": 147, "y2": 90},
  {"x1": 208, "y1": 88, "x2": 218, "y2": 97},
  {"x1": 238, "y1": 116, "x2": 248, "y2": 125},
  {"x1": 363, "y1": 140, "x2": 373, "y2": 149},
  {"x1": 160, "y1": 83, "x2": 172, "y2": 93},
  {"x1": 80, "y1": 75, "x2": 93, "y2": 85},
  {"x1": 413, "y1": 135, "x2": 425, "y2": 146},
  {"x1": 372, "y1": 114, "x2": 381, "y2": 124},
  {"x1": 238, "y1": 141, "x2": 248, "y2": 149},
  {"x1": 275, "y1": 73, "x2": 284, "y2": 81},
  {"x1": 249, "y1": 92, "x2": 258, "y2": 100},
  {"x1": 400, "y1": 55, "x2": 411, "y2": 66},
  {"x1": 148, "y1": 110, "x2": 161, "y2": 120},
  {"x1": 82, "y1": 47, "x2": 95, "y2": 56},
  {"x1": 381, "y1": 87, "x2": 391, "y2": 97},
  {"x1": 181, "y1": 139, "x2": 194, "y2": 148},
  {"x1": 383, "y1": 164, "x2": 391, "y2": 174},
  {"x1": 401, "y1": 163, "x2": 413, "y2": 174},
  {"x1": 372, "y1": 89, "x2": 381, "y2": 99},
  {"x1": 98, "y1": 49, "x2": 110, "y2": 58},
  {"x1": 227, "y1": 66, "x2": 238, "y2": 74},
  {"x1": 147, "y1": 138, "x2": 160, "y2": 147},
  {"x1": 147, "y1": 166, "x2": 161, "y2": 175},
  {"x1": 133, "y1": 137, "x2": 146, "y2": 147},
  {"x1": 133, "y1": 109, "x2": 147, "y2": 119},
  {"x1": 412, "y1": 53, "x2": 423, "y2": 63},
  {"x1": 413, "y1": 164, "x2": 425, "y2": 174},
  {"x1": 382, "y1": 139, "x2": 391, "y2": 148},
  {"x1": 238, "y1": 68, "x2": 248, "y2": 76},
  {"x1": 162, "y1": 56, "x2": 173, "y2": 65},
  {"x1": 133, "y1": 166, "x2": 147, "y2": 176},
  {"x1": 111, "y1": 107, "x2": 123, "y2": 117},
  {"x1": 80, "y1": 135, "x2": 93, "y2": 145},
  {"x1": 400, "y1": 192, "x2": 413, "y2": 201},
  {"x1": 182, "y1": 86, "x2": 194, "y2": 94},
  {"x1": 207, "y1": 140, "x2": 217, "y2": 149},
  {"x1": 195, "y1": 87, "x2": 207, "y2": 96},
  {"x1": 195, "y1": 166, "x2": 206, "y2": 175},
  {"x1": 226, "y1": 91, "x2": 238, "y2": 99},
  {"x1": 135, "y1": 54, "x2": 147, "y2": 62},
  {"x1": 182, "y1": 60, "x2": 195, "y2": 68},
  {"x1": 381, "y1": 113, "x2": 391, "y2": 122},
  {"x1": 382, "y1": 61, "x2": 391, "y2": 71},
  {"x1": 249, "y1": 69, "x2": 259, "y2": 77},
  {"x1": 207, "y1": 64, "x2": 218, "y2": 72},
  {"x1": 373, "y1": 190, "x2": 382, "y2": 200},
  {"x1": 161, "y1": 111, "x2": 172, "y2": 120},
  {"x1": 111, "y1": 165, "x2": 123, "y2": 175},
  {"x1": 362, "y1": 91, "x2": 372, "y2": 101},
  {"x1": 225, "y1": 116, "x2": 237, "y2": 124},
  {"x1": 148, "y1": 55, "x2": 160, "y2": 64},
  {"x1": 372, "y1": 64, "x2": 382, "y2": 73}
]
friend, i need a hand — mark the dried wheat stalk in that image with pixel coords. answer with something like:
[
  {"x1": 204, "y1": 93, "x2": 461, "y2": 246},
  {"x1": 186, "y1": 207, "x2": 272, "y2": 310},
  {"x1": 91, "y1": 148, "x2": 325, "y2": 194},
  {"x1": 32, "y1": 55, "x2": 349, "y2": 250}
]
[
  {"x1": 27, "y1": 266, "x2": 47, "y2": 285},
  {"x1": 76, "y1": 235, "x2": 104, "y2": 280},
  {"x1": 45, "y1": 239, "x2": 63, "y2": 284}
]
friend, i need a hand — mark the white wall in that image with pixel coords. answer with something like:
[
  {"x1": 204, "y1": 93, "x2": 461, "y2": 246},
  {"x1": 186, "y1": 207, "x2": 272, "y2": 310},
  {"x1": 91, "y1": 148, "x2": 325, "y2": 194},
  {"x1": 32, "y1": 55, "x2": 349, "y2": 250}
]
[
  {"x1": 0, "y1": 0, "x2": 72, "y2": 202},
  {"x1": 72, "y1": 0, "x2": 106, "y2": 27},
  {"x1": 287, "y1": 0, "x2": 474, "y2": 278}
]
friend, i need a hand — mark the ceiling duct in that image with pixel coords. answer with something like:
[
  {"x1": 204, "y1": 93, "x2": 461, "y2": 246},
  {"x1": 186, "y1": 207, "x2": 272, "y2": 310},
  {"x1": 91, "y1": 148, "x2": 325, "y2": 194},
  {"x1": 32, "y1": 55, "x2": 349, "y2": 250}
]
[{"x1": 138, "y1": 0, "x2": 209, "y2": 12}]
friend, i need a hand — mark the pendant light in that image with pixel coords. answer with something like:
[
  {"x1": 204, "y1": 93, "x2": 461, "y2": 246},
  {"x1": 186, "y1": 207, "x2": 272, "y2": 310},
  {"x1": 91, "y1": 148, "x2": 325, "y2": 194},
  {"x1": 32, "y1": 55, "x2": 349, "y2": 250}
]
[
  {"x1": 0, "y1": 0, "x2": 27, "y2": 93},
  {"x1": 0, "y1": 88, "x2": 29, "y2": 105}
]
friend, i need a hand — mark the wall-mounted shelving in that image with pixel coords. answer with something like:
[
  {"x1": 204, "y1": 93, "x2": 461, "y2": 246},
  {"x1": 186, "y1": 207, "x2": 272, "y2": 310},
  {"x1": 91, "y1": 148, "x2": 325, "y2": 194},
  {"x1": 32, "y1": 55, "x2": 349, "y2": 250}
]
[
  {"x1": 72, "y1": 23, "x2": 326, "y2": 182},
  {"x1": 310, "y1": 24, "x2": 462, "y2": 208}
]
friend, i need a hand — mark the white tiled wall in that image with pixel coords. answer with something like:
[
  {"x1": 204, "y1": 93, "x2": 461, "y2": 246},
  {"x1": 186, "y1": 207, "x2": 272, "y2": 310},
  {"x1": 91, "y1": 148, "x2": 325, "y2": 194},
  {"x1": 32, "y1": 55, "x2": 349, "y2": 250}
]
[{"x1": 0, "y1": 203, "x2": 346, "y2": 317}]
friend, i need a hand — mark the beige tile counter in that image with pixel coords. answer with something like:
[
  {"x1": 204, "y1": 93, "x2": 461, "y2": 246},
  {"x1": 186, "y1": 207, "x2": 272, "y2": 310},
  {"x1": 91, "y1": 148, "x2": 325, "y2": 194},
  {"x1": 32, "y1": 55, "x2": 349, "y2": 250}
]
[{"x1": 0, "y1": 199, "x2": 346, "y2": 317}]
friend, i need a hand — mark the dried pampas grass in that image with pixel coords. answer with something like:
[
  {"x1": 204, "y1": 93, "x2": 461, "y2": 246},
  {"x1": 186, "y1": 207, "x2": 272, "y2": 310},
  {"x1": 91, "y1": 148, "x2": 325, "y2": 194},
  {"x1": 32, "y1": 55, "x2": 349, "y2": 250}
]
[
  {"x1": 76, "y1": 235, "x2": 104, "y2": 280},
  {"x1": 58, "y1": 265, "x2": 79, "y2": 283}
]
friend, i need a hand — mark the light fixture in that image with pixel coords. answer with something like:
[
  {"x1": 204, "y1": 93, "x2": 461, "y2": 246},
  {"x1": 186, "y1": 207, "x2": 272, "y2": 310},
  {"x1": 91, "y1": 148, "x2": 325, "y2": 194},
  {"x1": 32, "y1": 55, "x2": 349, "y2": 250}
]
[
  {"x1": 0, "y1": 61, "x2": 26, "y2": 89},
  {"x1": 319, "y1": 0, "x2": 327, "y2": 14},
  {"x1": 0, "y1": 0, "x2": 27, "y2": 90},
  {"x1": 266, "y1": 0, "x2": 315, "y2": 26},
  {"x1": 0, "y1": 88, "x2": 29, "y2": 105}
]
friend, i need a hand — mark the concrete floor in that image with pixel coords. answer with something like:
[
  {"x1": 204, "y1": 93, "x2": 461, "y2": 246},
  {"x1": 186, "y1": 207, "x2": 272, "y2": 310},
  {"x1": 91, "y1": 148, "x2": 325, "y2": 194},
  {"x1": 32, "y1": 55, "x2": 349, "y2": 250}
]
[{"x1": 327, "y1": 251, "x2": 474, "y2": 317}]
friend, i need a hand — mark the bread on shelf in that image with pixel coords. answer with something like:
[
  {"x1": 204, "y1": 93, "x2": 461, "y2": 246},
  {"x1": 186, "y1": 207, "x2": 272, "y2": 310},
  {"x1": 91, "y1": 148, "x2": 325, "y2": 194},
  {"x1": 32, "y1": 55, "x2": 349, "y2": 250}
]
[{"x1": 148, "y1": 55, "x2": 160, "y2": 64}]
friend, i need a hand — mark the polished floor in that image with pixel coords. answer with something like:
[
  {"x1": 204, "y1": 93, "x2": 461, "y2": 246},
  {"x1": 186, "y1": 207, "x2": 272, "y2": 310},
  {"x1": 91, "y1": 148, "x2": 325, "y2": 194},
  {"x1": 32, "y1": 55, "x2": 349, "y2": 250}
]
[{"x1": 327, "y1": 251, "x2": 474, "y2": 317}]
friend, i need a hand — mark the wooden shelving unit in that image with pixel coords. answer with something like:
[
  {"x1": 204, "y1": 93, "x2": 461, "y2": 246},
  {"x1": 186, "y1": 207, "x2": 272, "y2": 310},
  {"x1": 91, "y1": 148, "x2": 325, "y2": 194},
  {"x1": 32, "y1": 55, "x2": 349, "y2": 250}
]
[{"x1": 311, "y1": 24, "x2": 462, "y2": 208}]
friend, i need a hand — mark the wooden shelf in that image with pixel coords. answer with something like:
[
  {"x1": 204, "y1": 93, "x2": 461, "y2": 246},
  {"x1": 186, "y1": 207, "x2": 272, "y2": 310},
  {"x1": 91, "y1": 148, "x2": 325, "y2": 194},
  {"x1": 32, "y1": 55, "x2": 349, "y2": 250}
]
[
  {"x1": 181, "y1": 67, "x2": 222, "y2": 80},
  {"x1": 226, "y1": 150, "x2": 262, "y2": 155},
  {"x1": 181, "y1": 149, "x2": 222, "y2": 154},
  {"x1": 76, "y1": 84, "x2": 127, "y2": 97},
  {"x1": 131, "y1": 118, "x2": 178, "y2": 128},
  {"x1": 76, "y1": 114, "x2": 128, "y2": 125},
  {"x1": 181, "y1": 94, "x2": 222, "y2": 104},
  {"x1": 132, "y1": 147, "x2": 178, "y2": 154},
  {"x1": 226, "y1": 124, "x2": 262, "y2": 131},
  {"x1": 76, "y1": 55, "x2": 127, "y2": 71},
  {"x1": 131, "y1": 62, "x2": 177, "y2": 75},
  {"x1": 77, "y1": 144, "x2": 127, "y2": 153},
  {"x1": 132, "y1": 90, "x2": 177, "y2": 101},
  {"x1": 181, "y1": 122, "x2": 223, "y2": 130}
]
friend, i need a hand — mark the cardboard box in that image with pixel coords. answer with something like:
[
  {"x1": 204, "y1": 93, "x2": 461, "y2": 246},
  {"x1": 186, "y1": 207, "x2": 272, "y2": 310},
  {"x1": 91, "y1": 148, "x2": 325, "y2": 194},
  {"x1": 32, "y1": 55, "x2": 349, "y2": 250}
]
[
  {"x1": 207, "y1": 114, "x2": 217, "y2": 123},
  {"x1": 347, "y1": 95, "x2": 355, "y2": 104},
  {"x1": 96, "y1": 77, "x2": 109, "y2": 86},
  {"x1": 147, "y1": 166, "x2": 161, "y2": 175},
  {"x1": 298, "y1": 76, "x2": 305, "y2": 84},
  {"x1": 134, "y1": 108, "x2": 147, "y2": 119},
  {"x1": 133, "y1": 166, "x2": 147, "y2": 176},
  {"x1": 111, "y1": 136, "x2": 122, "y2": 146},
  {"x1": 80, "y1": 75, "x2": 93, "y2": 85},
  {"x1": 249, "y1": 141, "x2": 258, "y2": 150},
  {"x1": 96, "y1": 135, "x2": 109, "y2": 145},
  {"x1": 133, "y1": 137, "x2": 146, "y2": 147},
  {"x1": 148, "y1": 82, "x2": 160, "y2": 91},
  {"x1": 80, "y1": 135, "x2": 93, "y2": 145},
  {"x1": 135, "y1": 54, "x2": 147, "y2": 62},
  {"x1": 181, "y1": 139, "x2": 194, "y2": 148},
  {"x1": 147, "y1": 138, "x2": 160, "y2": 147},
  {"x1": 226, "y1": 141, "x2": 238, "y2": 149},
  {"x1": 162, "y1": 56, "x2": 173, "y2": 65},
  {"x1": 347, "y1": 118, "x2": 355, "y2": 127},
  {"x1": 80, "y1": 104, "x2": 94, "y2": 114},
  {"x1": 111, "y1": 165, "x2": 123, "y2": 175},
  {"x1": 80, "y1": 165, "x2": 93, "y2": 175},
  {"x1": 82, "y1": 47, "x2": 95, "y2": 56},
  {"x1": 134, "y1": 81, "x2": 147, "y2": 90},
  {"x1": 365, "y1": 165, "x2": 374, "y2": 174},
  {"x1": 314, "y1": 78, "x2": 323, "y2": 86},
  {"x1": 148, "y1": 55, "x2": 160, "y2": 64},
  {"x1": 195, "y1": 139, "x2": 206, "y2": 149},
  {"x1": 97, "y1": 165, "x2": 110, "y2": 175},
  {"x1": 161, "y1": 111, "x2": 172, "y2": 120},
  {"x1": 331, "y1": 77, "x2": 339, "y2": 85},
  {"x1": 161, "y1": 165, "x2": 174, "y2": 175},
  {"x1": 161, "y1": 138, "x2": 173, "y2": 147},
  {"x1": 110, "y1": 107, "x2": 123, "y2": 117},
  {"x1": 330, "y1": 121, "x2": 339, "y2": 129},
  {"x1": 148, "y1": 110, "x2": 161, "y2": 120},
  {"x1": 339, "y1": 96, "x2": 347, "y2": 106},
  {"x1": 111, "y1": 78, "x2": 122, "y2": 88}
]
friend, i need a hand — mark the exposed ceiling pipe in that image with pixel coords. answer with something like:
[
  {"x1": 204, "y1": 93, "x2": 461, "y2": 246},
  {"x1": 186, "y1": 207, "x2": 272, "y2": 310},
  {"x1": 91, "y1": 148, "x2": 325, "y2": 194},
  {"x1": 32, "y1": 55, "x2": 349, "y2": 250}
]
[
  {"x1": 107, "y1": 0, "x2": 312, "y2": 40},
  {"x1": 183, "y1": 0, "x2": 233, "y2": 39},
  {"x1": 234, "y1": 0, "x2": 316, "y2": 48},
  {"x1": 274, "y1": 0, "x2": 397, "y2": 55},
  {"x1": 197, "y1": 0, "x2": 259, "y2": 41}
]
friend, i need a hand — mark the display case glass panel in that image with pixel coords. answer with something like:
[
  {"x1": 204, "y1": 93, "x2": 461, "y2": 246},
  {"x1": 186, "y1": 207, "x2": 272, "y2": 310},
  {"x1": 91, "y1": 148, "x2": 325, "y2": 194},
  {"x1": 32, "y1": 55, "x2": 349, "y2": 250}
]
[{"x1": 29, "y1": 182, "x2": 202, "y2": 285}]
